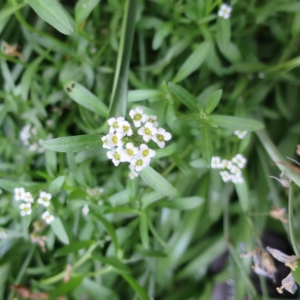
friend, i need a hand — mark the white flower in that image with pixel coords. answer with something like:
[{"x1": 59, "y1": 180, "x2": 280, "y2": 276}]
[
  {"x1": 232, "y1": 154, "x2": 247, "y2": 169},
  {"x1": 231, "y1": 174, "x2": 244, "y2": 183},
  {"x1": 106, "y1": 132, "x2": 124, "y2": 149},
  {"x1": 211, "y1": 156, "x2": 222, "y2": 169},
  {"x1": 131, "y1": 157, "x2": 150, "y2": 172},
  {"x1": 220, "y1": 171, "x2": 231, "y2": 182},
  {"x1": 144, "y1": 115, "x2": 158, "y2": 127},
  {"x1": 87, "y1": 187, "x2": 103, "y2": 197},
  {"x1": 23, "y1": 192, "x2": 34, "y2": 203},
  {"x1": 230, "y1": 166, "x2": 242, "y2": 176},
  {"x1": 42, "y1": 211, "x2": 55, "y2": 224},
  {"x1": 107, "y1": 117, "x2": 125, "y2": 133},
  {"x1": 137, "y1": 144, "x2": 156, "y2": 160},
  {"x1": 218, "y1": 3, "x2": 232, "y2": 19},
  {"x1": 20, "y1": 125, "x2": 31, "y2": 141},
  {"x1": 20, "y1": 203, "x2": 32, "y2": 216},
  {"x1": 151, "y1": 128, "x2": 171, "y2": 148},
  {"x1": 138, "y1": 122, "x2": 157, "y2": 142},
  {"x1": 129, "y1": 170, "x2": 139, "y2": 179},
  {"x1": 107, "y1": 147, "x2": 124, "y2": 166},
  {"x1": 234, "y1": 130, "x2": 247, "y2": 139},
  {"x1": 121, "y1": 142, "x2": 138, "y2": 162},
  {"x1": 129, "y1": 107, "x2": 147, "y2": 127},
  {"x1": 101, "y1": 134, "x2": 110, "y2": 149},
  {"x1": 221, "y1": 159, "x2": 232, "y2": 170},
  {"x1": 82, "y1": 204, "x2": 89, "y2": 216},
  {"x1": 14, "y1": 187, "x2": 25, "y2": 201},
  {"x1": 116, "y1": 120, "x2": 133, "y2": 136},
  {"x1": 29, "y1": 143, "x2": 38, "y2": 151},
  {"x1": 37, "y1": 191, "x2": 52, "y2": 207}
]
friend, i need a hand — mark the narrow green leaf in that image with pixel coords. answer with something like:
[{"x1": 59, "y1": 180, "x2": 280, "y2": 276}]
[
  {"x1": 55, "y1": 240, "x2": 94, "y2": 257},
  {"x1": 26, "y1": 0, "x2": 74, "y2": 35},
  {"x1": 0, "y1": 179, "x2": 22, "y2": 192},
  {"x1": 158, "y1": 196, "x2": 205, "y2": 210},
  {"x1": 49, "y1": 276, "x2": 83, "y2": 299},
  {"x1": 63, "y1": 80, "x2": 108, "y2": 117},
  {"x1": 128, "y1": 90, "x2": 162, "y2": 102},
  {"x1": 168, "y1": 83, "x2": 198, "y2": 112},
  {"x1": 176, "y1": 114, "x2": 200, "y2": 125},
  {"x1": 93, "y1": 255, "x2": 130, "y2": 273},
  {"x1": 48, "y1": 176, "x2": 65, "y2": 195},
  {"x1": 172, "y1": 41, "x2": 211, "y2": 83},
  {"x1": 216, "y1": 17, "x2": 230, "y2": 51},
  {"x1": 205, "y1": 90, "x2": 222, "y2": 114},
  {"x1": 75, "y1": 0, "x2": 100, "y2": 26},
  {"x1": 118, "y1": 273, "x2": 150, "y2": 300},
  {"x1": 139, "y1": 166, "x2": 179, "y2": 197},
  {"x1": 109, "y1": 0, "x2": 137, "y2": 117},
  {"x1": 201, "y1": 122, "x2": 212, "y2": 167},
  {"x1": 209, "y1": 115, "x2": 265, "y2": 131},
  {"x1": 140, "y1": 211, "x2": 149, "y2": 249},
  {"x1": 42, "y1": 135, "x2": 103, "y2": 153},
  {"x1": 51, "y1": 217, "x2": 69, "y2": 245},
  {"x1": 234, "y1": 181, "x2": 249, "y2": 212}
]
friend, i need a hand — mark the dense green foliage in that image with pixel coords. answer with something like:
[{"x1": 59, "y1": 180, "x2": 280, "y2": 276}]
[{"x1": 1, "y1": 0, "x2": 300, "y2": 299}]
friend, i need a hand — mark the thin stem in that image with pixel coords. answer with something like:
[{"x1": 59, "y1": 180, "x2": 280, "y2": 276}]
[{"x1": 288, "y1": 183, "x2": 300, "y2": 256}]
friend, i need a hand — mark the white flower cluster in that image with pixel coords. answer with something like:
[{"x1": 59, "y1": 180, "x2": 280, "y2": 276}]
[
  {"x1": 211, "y1": 154, "x2": 247, "y2": 183},
  {"x1": 20, "y1": 124, "x2": 45, "y2": 153},
  {"x1": 102, "y1": 107, "x2": 171, "y2": 176},
  {"x1": 234, "y1": 130, "x2": 247, "y2": 139},
  {"x1": 218, "y1": 3, "x2": 232, "y2": 19},
  {"x1": 14, "y1": 188, "x2": 54, "y2": 224}
]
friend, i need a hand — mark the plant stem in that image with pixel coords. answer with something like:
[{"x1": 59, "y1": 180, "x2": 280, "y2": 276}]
[{"x1": 288, "y1": 183, "x2": 300, "y2": 256}]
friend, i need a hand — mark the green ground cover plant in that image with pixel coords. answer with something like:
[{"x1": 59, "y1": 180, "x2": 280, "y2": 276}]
[{"x1": 1, "y1": 0, "x2": 300, "y2": 299}]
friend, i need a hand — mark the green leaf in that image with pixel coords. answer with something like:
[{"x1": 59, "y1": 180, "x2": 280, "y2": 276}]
[
  {"x1": 234, "y1": 181, "x2": 249, "y2": 212},
  {"x1": 49, "y1": 276, "x2": 84, "y2": 299},
  {"x1": 292, "y1": 267, "x2": 300, "y2": 286},
  {"x1": 158, "y1": 196, "x2": 205, "y2": 210},
  {"x1": 42, "y1": 135, "x2": 103, "y2": 153},
  {"x1": 128, "y1": 90, "x2": 162, "y2": 102},
  {"x1": 140, "y1": 210, "x2": 149, "y2": 249},
  {"x1": 168, "y1": 83, "x2": 198, "y2": 112},
  {"x1": 172, "y1": 41, "x2": 211, "y2": 83},
  {"x1": 26, "y1": 0, "x2": 74, "y2": 35},
  {"x1": 48, "y1": 176, "x2": 65, "y2": 194},
  {"x1": 216, "y1": 17, "x2": 230, "y2": 51},
  {"x1": 205, "y1": 90, "x2": 222, "y2": 114},
  {"x1": 118, "y1": 273, "x2": 150, "y2": 300},
  {"x1": 209, "y1": 115, "x2": 265, "y2": 131},
  {"x1": 201, "y1": 122, "x2": 212, "y2": 167},
  {"x1": 93, "y1": 254, "x2": 131, "y2": 273},
  {"x1": 51, "y1": 217, "x2": 70, "y2": 245},
  {"x1": 75, "y1": 0, "x2": 101, "y2": 26},
  {"x1": 109, "y1": 0, "x2": 137, "y2": 117},
  {"x1": 63, "y1": 80, "x2": 108, "y2": 117},
  {"x1": 0, "y1": 179, "x2": 22, "y2": 192},
  {"x1": 139, "y1": 166, "x2": 179, "y2": 197},
  {"x1": 55, "y1": 240, "x2": 94, "y2": 257}
]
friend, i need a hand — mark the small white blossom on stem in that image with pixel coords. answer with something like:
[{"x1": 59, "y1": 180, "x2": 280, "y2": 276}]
[
  {"x1": 108, "y1": 117, "x2": 125, "y2": 133},
  {"x1": 122, "y1": 142, "x2": 138, "y2": 162},
  {"x1": 230, "y1": 166, "x2": 242, "y2": 177},
  {"x1": 211, "y1": 156, "x2": 222, "y2": 169},
  {"x1": 37, "y1": 191, "x2": 52, "y2": 207},
  {"x1": 107, "y1": 147, "x2": 124, "y2": 166},
  {"x1": 116, "y1": 120, "x2": 133, "y2": 136},
  {"x1": 82, "y1": 204, "x2": 89, "y2": 216},
  {"x1": 23, "y1": 192, "x2": 34, "y2": 203},
  {"x1": 231, "y1": 174, "x2": 244, "y2": 183},
  {"x1": 106, "y1": 132, "x2": 124, "y2": 149},
  {"x1": 218, "y1": 3, "x2": 232, "y2": 19},
  {"x1": 232, "y1": 154, "x2": 247, "y2": 169},
  {"x1": 144, "y1": 115, "x2": 158, "y2": 127},
  {"x1": 234, "y1": 130, "x2": 247, "y2": 139},
  {"x1": 137, "y1": 144, "x2": 156, "y2": 160},
  {"x1": 221, "y1": 159, "x2": 232, "y2": 170},
  {"x1": 129, "y1": 107, "x2": 147, "y2": 127},
  {"x1": 220, "y1": 171, "x2": 231, "y2": 182},
  {"x1": 152, "y1": 128, "x2": 171, "y2": 148},
  {"x1": 129, "y1": 164, "x2": 139, "y2": 179},
  {"x1": 138, "y1": 122, "x2": 157, "y2": 142},
  {"x1": 101, "y1": 134, "x2": 110, "y2": 149},
  {"x1": 131, "y1": 157, "x2": 150, "y2": 172},
  {"x1": 87, "y1": 187, "x2": 103, "y2": 197},
  {"x1": 14, "y1": 187, "x2": 25, "y2": 201},
  {"x1": 276, "y1": 273, "x2": 297, "y2": 294},
  {"x1": 20, "y1": 203, "x2": 32, "y2": 216},
  {"x1": 42, "y1": 211, "x2": 55, "y2": 224}
]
